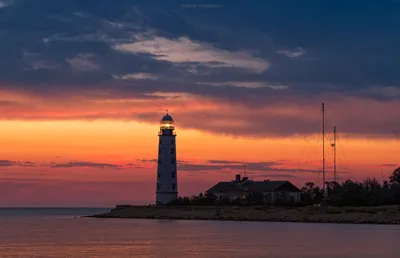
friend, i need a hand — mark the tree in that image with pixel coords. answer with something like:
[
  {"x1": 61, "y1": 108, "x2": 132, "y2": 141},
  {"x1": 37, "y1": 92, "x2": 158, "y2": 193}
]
[
  {"x1": 301, "y1": 182, "x2": 315, "y2": 205},
  {"x1": 363, "y1": 178, "x2": 382, "y2": 206},
  {"x1": 303, "y1": 182, "x2": 315, "y2": 191},
  {"x1": 204, "y1": 191, "x2": 217, "y2": 204},
  {"x1": 324, "y1": 181, "x2": 343, "y2": 206},
  {"x1": 389, "y1": 167, "x2": 400, "y2": 184}
]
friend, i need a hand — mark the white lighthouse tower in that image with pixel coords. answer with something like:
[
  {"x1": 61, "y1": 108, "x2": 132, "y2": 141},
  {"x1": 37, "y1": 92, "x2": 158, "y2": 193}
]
[{"x1": 156, "y1": 112, "x2": 178, "y2": 205}]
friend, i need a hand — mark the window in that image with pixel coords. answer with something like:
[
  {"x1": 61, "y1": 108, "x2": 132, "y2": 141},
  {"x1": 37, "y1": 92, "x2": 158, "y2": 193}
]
[
  {"x1": 159, "y1": 139, "x2": 162, "y2": 145},
  {"x1": 171, "y1": 158, "x2": 175, "y2": 164},
  {"x1": 172, "y1": 183, "x2": 176, "y2": 190},
  {"x1": 159, "y1": 148, "x2": 162, "y2": 154},
  {"x1": 157, "y1": 172, "x2": 161, "y2": 178},
  {"x1": 171, "y1": 140, "x2": 174, "y2": 144},
  {"x1": 171, "y1": 147, "x2": 175, "y2": 154},
  {"x1": 172, "y1": 171, "x2": 176, "y2": 178},
  {"x1": 158, "y1": 159, "x2": 161, "y2": 164},
  {"x1": 157, "y1": 184, "x2": 160, "y2": 190}
]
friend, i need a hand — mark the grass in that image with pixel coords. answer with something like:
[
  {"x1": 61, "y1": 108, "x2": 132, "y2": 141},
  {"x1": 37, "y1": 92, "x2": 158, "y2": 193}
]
[{"x1": 326, "y1": 207, "x2": 344, "y2": 214}]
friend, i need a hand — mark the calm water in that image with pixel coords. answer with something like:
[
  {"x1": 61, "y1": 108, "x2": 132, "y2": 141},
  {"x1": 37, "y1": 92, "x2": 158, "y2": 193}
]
[{"x1": 0, "y1": 208, "x2": 399, "y2": 258}]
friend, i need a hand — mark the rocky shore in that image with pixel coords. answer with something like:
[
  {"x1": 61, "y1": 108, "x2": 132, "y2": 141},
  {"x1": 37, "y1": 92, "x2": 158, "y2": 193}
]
[{"x1": 87, "y1": 205, "x2": 400, "y2": 225}]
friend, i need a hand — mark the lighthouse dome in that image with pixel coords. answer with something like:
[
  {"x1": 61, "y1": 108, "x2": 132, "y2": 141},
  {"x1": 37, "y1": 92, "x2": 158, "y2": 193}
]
[{"x1": 161, "y1": 114, "x2": 173, "y2": 121}]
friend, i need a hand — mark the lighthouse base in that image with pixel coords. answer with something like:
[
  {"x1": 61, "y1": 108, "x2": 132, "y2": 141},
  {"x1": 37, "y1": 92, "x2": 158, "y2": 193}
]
[{"x1": 156, "y1": 192, "x2": 178, "y2": 205}]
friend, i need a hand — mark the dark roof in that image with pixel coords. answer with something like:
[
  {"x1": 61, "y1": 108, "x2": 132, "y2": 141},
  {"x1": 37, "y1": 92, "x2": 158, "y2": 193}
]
[
  {"x1": 161, "y1": 114, "x2": 173, "y2": 121},
  {"x1": 206, "y1": 180, "x2": 301, "y2": 194}
]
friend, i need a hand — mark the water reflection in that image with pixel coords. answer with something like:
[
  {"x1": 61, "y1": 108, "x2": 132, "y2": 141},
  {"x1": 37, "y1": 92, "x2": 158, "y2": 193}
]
[{"x1": 0, "y1": 213, "x2": 399, "y2": 257}]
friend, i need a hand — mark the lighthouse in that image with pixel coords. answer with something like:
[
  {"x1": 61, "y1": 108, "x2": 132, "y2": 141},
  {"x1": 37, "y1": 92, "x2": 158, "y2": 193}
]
[{"x1": 156, "y1": 112, "x2": 178, "y2": 205}]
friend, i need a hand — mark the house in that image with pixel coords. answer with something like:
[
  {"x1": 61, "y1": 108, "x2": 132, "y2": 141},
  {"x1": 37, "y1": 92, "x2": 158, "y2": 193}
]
[{"x1": 206, "y1": 174, "x2": 301, "y2": 204}]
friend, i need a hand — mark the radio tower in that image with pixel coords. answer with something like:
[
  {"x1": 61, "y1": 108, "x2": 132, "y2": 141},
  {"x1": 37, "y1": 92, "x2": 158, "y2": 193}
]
[{"x1": 332, "y1": 126, "x2": 337, "y2": 182}]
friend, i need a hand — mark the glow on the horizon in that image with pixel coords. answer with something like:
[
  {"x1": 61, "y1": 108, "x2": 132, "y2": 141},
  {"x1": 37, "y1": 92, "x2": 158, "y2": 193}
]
[
  {"x1": 0, "y1": 119, "x2": 398, "y2": 206},
  {"x1": 0, "y1": 120, "x2": 397, "y2": 168}
]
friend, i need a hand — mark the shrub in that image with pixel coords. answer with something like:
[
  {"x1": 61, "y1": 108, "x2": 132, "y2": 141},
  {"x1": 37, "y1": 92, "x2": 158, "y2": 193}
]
[{"x1": 326, "y1": 207, "x2": 344, "y2": 214}]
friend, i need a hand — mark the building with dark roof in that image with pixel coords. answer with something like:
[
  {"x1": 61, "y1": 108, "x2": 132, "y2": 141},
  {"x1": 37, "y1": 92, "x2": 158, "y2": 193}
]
[{"x1": 206, "y1": 174, "x2": 301, "y2": 204}]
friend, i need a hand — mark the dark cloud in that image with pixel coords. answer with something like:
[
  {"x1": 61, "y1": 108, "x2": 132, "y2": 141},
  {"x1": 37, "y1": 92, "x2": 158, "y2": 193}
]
[
  {"x1": 0, "y1": 157, "x2": 320, "y2": 183},
  {"x1": 1, "y1": 1, "x2": 399, "y2": 93},
  {"x1": 0, "y1": 160, "x2": 15, "y2": 167},
  {"x1": 175, "y1": 160, "x2": 320, "y2": 174},
  {"x1": 132, "y1": 158, "x2": 316, "y2": 176},
  {"x1": 0, "y1": 160, "x2": 38, "y2": 167},
  {"x1": 136, "y1": 159, "x2": 157, "y2": 164},
  {"x1": 0, "y1": 158, "x2": 318, "y2": 174},
  {"x1": 0, "y1": 96, "x2": 398, "y2": 138},
  {"x1": 379, "y1": 164, "x2": 398, "y2": 168},
  {"x1": 0, "y1": 0, "x2": 399, "y2": 138},
  {"x1": 207, "y1": 160, "x2": 249, "y2": 164},
  {"x1": 136, "y1": 159, "x2": 186, "y2": 164},
  {"x1": 0, "y1": 159, "x2": 122, "y2": 169},
  {"x1": 247, "y1": 173, "x2": 298, "y2": 179},
  {"x1": 205, "y1": 160, "x2": 282, "y2": 171},
  {"x1": 19, "y1": 161, "x2": 36, "y2": 167},
  {"x1": 49, "y1": 161, "x2": 122, "y2": 169},
  {"x1": 131, "y1": 103, "x2": 400, "y2": 138},
  {"x1": 136, "y1": 158, "x2": 283, "y2": 172}
]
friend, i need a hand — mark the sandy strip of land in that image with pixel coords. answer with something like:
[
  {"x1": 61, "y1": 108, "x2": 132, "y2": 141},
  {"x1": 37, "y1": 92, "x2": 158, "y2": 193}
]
[{"x1": 87, "y1": 205, "x2": 400, "y2": 225}]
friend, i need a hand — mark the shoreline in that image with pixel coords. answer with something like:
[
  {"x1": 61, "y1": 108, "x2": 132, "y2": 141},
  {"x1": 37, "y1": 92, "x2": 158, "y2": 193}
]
[{"x1": 86, "y1": 205, "x2": 400, "y2": 225}]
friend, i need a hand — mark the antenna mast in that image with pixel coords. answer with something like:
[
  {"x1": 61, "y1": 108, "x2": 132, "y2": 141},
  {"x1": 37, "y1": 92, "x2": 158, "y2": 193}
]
[
  {"x1": 322, "y1": 103, "x2": 325, "y2": 190},
  {"x1": 333, "y1": 126, "x2": 337, "y2": 182}
]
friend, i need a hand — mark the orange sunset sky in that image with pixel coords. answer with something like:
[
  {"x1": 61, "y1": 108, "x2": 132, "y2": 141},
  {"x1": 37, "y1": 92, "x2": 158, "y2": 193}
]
[
  {"x1": 0, "y1": 1, "x2": 399, "y2": 206},
  {"x1": 0, "y1": 96, "x2": 398, "y2": 207}
]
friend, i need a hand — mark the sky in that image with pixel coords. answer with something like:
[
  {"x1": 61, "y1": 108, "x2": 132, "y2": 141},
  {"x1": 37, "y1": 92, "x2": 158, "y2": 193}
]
[{"x1": 0, "y1": 0, "x2": 399, "y2": 207}]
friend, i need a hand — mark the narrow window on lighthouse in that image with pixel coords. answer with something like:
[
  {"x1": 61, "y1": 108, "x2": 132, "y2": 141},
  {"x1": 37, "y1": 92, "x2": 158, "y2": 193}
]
[
  {"x1": 157, "y1": 184, "x2": 160, "y2": 190},
  {"x1": 171, "y1": 139, "x2": 174, "y2": 144},
  {"x1": 171, "y1": 158, "x2": 175, "y2": 164},
  {"x1": 172, "y1": 171, "x2": 176, "y2": 178},
  {"x1": 171, "y1": 148, "x2": 175, "y2": 154},
  {"x1": 172, "y1": 183, "x2": 176, "y2": 190},
  {"x1": 158, "y1": 158, "x2": 161, "y2": 164},
  {"x1": 157, "y1": 172, "x2": 161, "y2": 178}
]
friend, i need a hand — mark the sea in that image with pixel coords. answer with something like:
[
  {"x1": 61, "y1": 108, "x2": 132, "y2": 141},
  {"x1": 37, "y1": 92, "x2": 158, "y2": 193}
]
[{"x1": 0, "y1": 208, "x2": 399, "y2": 258}]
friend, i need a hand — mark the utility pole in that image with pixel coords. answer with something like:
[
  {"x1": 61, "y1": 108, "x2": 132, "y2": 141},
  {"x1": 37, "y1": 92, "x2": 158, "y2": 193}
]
[
  {"x1": 322, "y1": 103, "x2": 325, "y2": 191},
  {"x1": 333, "y1": 126, "x2": 337, "y2": 183}
]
